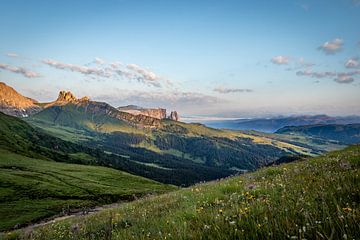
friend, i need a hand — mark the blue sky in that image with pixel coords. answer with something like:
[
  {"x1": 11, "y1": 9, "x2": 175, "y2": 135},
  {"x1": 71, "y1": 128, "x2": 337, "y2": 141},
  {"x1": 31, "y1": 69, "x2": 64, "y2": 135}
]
[{"x1": 0, "y1": 0, "x2": 360, "y2": 117}]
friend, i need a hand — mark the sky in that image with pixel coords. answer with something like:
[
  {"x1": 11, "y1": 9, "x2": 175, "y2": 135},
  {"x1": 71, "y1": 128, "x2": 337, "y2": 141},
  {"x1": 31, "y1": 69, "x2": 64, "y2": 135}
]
[{"x1": 0, "y1": 0, "x2": 360, "y2": 117}]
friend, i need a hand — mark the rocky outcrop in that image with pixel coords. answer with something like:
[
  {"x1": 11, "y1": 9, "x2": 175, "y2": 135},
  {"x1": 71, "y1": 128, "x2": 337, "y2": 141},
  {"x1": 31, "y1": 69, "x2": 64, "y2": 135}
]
[
  {"x1": 56, "y1": 91, "x2": 77, "y2": 102},
  {"x1": 118, "y1": 105, "x2": 167, "y2": 120},
  {"x1": 0, "y1": 82, "x2": 42, "y2": 117},
  {"x1": 56, "y1": 91, "x2": 90, "y2": 103},
  {"x1": 169, "y1": 111, "x2": 179, "y2": 121},
  {"x1": 44, "y1": 91, "x2": 90, "y2": 108}
]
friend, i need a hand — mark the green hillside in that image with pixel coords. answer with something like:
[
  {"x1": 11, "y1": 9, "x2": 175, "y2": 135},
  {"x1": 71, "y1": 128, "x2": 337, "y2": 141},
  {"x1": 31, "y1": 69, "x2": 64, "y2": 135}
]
[
  {"x1": 0, "y1": 112, "x2": 231, "y2": 186},
  {"x1": 7, "y1": 145, "x2": 359, "y2": 239},
  {"x1": 28, "y1": 103, "x2": 335, "y2": 181},
  {"x1": 0, "y1": 150, "x2": 175, "y2": 232}
]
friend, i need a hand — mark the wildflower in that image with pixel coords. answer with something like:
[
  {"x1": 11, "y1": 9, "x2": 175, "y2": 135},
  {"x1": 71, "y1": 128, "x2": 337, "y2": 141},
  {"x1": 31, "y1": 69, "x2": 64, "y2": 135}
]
[
  {"x1": 204, "y1": 224, "x2": 210, "y2": 230},
  {"x1": 342, "y1": 207, "x2": 352, "y2": 213},
  {"x1": 229, "y1": 221, "x2": 236, "y2": 225}
]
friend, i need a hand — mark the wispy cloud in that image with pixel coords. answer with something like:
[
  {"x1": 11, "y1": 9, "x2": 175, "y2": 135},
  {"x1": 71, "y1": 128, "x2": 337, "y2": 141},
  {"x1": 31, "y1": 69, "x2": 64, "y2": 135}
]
[
  {"x1": 298, "y1": 58, "x2": 315, "y2": 68},
  {"x1": 345, "y1": 58, "x2": 359, "y2": 68},
  {"x1": 334, "y1": 73, "x2": 354, "y2": 84},
  {"x1": 296, "y1": 69, "x2": 360, "y2": 84},
  {"x1": 93, "y1": 90, "x2": 221, "y2": 112},
  {"x1": 126, "y1": 64, "x2": 162, "y2": 87},
  {"x1": 213, "y1": 87, "x2": 253, "y2": 94},
  {"x1": 296, "y1": 70, "x2": 336, "y2": 79},
  {"x1": 42, "y1": 58, "x2": 168, "y2": 88},
  {"x1": 6, "y1": 53, "x2": 18, "y2": 58},
  {"x1": 318, "y1": 38, "x2": 343, "y2": 54},
  {"x1": 42, "y1": 59, "x2": 113, "y2": 78},
  {"x1": 0, "y1": 63, "x2": 40, "y2": 78},
  {"x1": 271, "y1": 56, "x2": 290, "y2": 65}
]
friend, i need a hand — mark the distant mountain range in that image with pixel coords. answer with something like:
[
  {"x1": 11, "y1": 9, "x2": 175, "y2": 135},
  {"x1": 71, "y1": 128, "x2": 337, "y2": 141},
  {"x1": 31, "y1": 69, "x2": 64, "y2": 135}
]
[
  {"x1": 197, "y1": 115, "x2": 360, "y2": 132},
  {"x1": 276, "y1": 124, "x2": 360, "y2": 145},
  {"x1": 1, "y1": 81, "x2": 335, "y2": 186}
]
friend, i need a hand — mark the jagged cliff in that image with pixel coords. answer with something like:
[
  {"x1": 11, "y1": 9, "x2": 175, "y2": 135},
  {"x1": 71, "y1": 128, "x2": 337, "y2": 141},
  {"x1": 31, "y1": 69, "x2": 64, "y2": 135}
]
[
  {"x1": 41, "y1": 91, "x2": 162, "y2": 129},
  {"x1": 169, "y1": 111, "x2": 179, "y2": 121},
  {"x1": 118, "y1": 105, "x2": 179, "y2": 121},
  {"x1": 0, "y1": 81, "x2": 178, "y2": 128},
  {"x1": 118, "y1": 105, "x2": 167, "y2": 120},
  {"x1": 0, "y1": 82, "x2": 42, "y2": 117}
]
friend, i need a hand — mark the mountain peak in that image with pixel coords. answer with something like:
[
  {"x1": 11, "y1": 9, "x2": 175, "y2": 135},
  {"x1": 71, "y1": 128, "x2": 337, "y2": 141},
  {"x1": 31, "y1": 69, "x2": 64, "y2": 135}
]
[
  {"x1": 56, "y1": 91, "x2": 90, "y2": 103},
  {"x1": 56, "y1": 91, "x2": 77, "y2": 102},
  {"x1": 0, "y1": 81, "x2": 41, "y2": 117}
]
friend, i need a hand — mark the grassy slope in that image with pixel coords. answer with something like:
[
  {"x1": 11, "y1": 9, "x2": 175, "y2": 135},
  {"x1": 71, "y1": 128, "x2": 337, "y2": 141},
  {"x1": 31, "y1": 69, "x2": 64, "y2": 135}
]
[
  {"x1": 29, "y1": 110, "x2": 321, "y2": 167},
  {"x1": 0, "y1": 150, "x2": 175, "y2": 232},
  {"x1": 9, "y1": 145, "x2": 359, "y2": 240}
]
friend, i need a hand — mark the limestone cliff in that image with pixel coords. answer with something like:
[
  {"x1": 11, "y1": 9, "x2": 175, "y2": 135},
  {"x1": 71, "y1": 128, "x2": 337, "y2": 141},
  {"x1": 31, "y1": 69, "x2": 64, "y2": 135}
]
[{"x1": 118, "y1": 105, "x2": 167, "y2": 120}]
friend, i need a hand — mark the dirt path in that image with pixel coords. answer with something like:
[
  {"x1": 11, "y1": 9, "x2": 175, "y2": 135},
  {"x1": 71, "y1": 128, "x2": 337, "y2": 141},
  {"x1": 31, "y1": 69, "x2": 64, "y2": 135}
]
[{"x1": 14, "y1": 202, "x2": 122, "y2": 233}]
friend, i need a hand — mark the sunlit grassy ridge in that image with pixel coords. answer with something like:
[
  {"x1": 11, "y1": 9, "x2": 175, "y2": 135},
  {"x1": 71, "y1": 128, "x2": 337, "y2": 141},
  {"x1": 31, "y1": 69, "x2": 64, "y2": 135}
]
[
  {"x1": 8, "y1": 145, "x2": 359, "y2": 240},
  {"x1": 0, "y1": 150, "x2": 175, "y2": 232}
]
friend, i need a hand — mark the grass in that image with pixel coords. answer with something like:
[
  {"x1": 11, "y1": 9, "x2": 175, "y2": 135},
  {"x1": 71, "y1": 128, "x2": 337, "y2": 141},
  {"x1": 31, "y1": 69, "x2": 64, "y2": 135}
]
[
  {"x1": 6, "y1": 145, "x2": 359, "y2": 239},
  {"x1": 0, "y1": 150, "x2": 175, "y2": 232}
]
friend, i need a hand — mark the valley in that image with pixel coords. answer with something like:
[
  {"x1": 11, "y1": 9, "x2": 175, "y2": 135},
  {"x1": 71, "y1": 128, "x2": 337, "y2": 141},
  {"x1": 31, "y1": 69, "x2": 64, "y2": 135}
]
[
  {"x1": 0, "y1": 82, "x2": 358, "y2": 237},
  {"x1": 5, "y1": 145, "x2": 359, "y2": 239}
]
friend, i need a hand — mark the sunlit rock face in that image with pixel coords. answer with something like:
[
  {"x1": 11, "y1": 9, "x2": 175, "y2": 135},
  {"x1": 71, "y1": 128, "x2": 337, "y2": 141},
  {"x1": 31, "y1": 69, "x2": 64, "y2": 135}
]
[
  {"x1": 0, "y1": 82, "x2": 42, "y2": 117},
  {"x1": 169, "y1": 111, "x2": 179, "y2": 121},
  {"x1": 56, "y1": 91, "x2": 90, "y2": 103},
  {"x1": 118, "y1": 105, "x2": 167, "y2": 120}
]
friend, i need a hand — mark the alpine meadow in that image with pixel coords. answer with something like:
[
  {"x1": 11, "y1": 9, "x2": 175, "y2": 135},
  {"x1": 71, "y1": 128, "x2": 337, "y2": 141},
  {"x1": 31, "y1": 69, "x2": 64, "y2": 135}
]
[{"x1": 0, "y1": 0, "x2": 359, "y2": 239}]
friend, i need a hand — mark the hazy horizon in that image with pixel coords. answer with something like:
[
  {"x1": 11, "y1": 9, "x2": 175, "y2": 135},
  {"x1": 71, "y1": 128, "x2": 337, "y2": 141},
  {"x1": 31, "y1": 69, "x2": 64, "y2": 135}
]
[{"x1": 1, "y1": 0, "x2": 360, "y2": 116}]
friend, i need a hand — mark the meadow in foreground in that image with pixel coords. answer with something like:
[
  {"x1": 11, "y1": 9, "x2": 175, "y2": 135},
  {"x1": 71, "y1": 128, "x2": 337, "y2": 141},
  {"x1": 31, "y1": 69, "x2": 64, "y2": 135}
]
[
  {"x1": 4, "y1": 145, "x2": 359, "y2": 239},
  {"x1": 0, "y1": 150, "x2": 174, "y2": 232}
]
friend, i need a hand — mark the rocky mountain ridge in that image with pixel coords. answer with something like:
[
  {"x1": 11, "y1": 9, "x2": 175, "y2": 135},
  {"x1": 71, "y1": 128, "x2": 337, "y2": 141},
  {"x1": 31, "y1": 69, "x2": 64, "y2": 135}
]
[
  {"x1": 0, "y1": 82, "x2": 42, "y2": 117},
  {"x1": 0, "y1": 82, "x2": 179, "y2": 127}
]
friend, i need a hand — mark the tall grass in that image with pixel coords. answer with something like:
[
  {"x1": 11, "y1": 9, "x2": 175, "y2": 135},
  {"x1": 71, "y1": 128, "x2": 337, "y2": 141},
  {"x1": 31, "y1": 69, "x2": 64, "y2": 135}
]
[{"x1": 5, "y1": 145, "x2": 359, "y2": 239}]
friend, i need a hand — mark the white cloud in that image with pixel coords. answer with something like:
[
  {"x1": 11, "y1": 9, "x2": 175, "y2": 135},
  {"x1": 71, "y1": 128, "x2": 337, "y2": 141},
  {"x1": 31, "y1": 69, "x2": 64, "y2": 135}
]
[
  {"x1": 271, "y1": 56, "x2": 290, "y2": 65},
  {"x1": 318, "y1": 38, "x2": 343, "y2": 54},
  {"x1": 94, "y1": 57, "x2": 105, "y2": 65},
  {"x1": 0, "y1": 63, "x2": 40, "y2": 78},
  {"x1": 345, "y1": 58, "x2": 359, "y2": 68},
  {"x1": 110, "y1": 61, "x2": 123, "y2": 69},
  {"x1": 213, "y1": 87, "x2": 253, "y2": 94}
]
